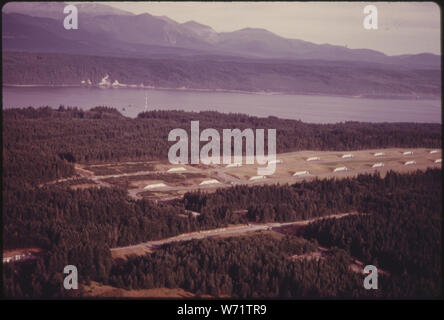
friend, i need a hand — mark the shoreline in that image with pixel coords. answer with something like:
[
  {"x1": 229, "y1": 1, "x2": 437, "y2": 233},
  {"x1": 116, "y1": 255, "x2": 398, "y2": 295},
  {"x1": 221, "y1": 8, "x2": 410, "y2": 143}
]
[{"x1": 3, "y1": 84, "x2": 440, "y2": 101}]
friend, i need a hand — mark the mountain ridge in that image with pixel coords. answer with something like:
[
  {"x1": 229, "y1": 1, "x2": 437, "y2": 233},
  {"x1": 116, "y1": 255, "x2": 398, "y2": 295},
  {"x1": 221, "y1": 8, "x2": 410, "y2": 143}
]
[{"x1": 2, "y1": 2, "x2": 440, "y2": 68}]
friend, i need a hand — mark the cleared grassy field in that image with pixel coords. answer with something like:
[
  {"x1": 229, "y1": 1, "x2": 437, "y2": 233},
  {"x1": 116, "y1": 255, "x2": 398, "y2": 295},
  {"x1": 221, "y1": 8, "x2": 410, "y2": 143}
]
[
  {"x1": 74, "y1": 147, "x2": 441, "y2": 200},
  {"x1": 82, "y1": 281, "x2": 198, "y2": 298},
  {"x1": 224, "y1": 148, "x2": 440, "y2": 179},
  {"x1": 84, "y1": 162, "x2": 157, "y2": 175},
  {"x1": 102, "y1": 172, "x2": 207, "y2": 189}
]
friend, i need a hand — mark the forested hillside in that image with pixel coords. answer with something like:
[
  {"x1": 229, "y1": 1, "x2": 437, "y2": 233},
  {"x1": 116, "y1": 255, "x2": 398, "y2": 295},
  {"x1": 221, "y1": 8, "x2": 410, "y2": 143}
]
[
  {"x1": 2, "y1": 107, "x2": 441, "y2": 298},
  {"x1": 3, "y1": 107, "x2": 441, "y2": 188},
  {"x1": 3, "y1": 52, "x2": 441, "y2": 98},
  {"x1": 2, "y1": 0, "x2": 442, "y2": 300},
  {"x1": 3, "y1": 169, "x2": 441, "y2": 297},
  {"x1": 108, "y1": 235, "x2": 371, "y2": 298}
]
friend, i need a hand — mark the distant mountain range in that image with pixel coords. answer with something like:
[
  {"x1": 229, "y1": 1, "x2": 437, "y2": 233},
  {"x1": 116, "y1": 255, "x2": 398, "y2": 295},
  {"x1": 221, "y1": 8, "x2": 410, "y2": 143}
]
[{"x1": 2, "y1": 2, "x2": 440, "y2": 68}]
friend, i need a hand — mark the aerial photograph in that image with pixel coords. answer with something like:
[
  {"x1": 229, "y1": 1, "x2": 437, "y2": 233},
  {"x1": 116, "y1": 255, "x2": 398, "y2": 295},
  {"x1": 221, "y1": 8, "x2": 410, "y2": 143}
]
[{"x1": 1, "y1": 1, "x2": 442, "y2": 302}]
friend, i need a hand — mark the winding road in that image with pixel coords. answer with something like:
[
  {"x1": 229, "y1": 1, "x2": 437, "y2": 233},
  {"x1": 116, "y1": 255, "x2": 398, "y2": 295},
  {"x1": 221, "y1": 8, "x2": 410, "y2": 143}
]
[{"x1": 110, "y1": 212, "x2": 357, "y2": 256}]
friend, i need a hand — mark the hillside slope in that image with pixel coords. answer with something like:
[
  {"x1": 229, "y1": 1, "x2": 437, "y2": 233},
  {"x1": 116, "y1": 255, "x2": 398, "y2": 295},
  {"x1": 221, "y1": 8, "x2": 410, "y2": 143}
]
[{"x1": 3, "y1": 52, "x2": 440, "y2": 98}]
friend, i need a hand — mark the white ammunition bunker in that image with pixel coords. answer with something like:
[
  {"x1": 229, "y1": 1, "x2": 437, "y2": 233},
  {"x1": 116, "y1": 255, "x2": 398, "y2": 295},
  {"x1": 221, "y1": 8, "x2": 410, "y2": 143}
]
[
  {"x1": 144, "y1": 183, "x2": 167, "y2": 189},
  {"x1": 225, "y1": 163, "x2": 242, "y2": 168},
  {"x1": 249, "y1": 175, "x2": 266, "y2": 181},
  {"x1": 167, "y1": 167, "x2": 187, "y2": 172},
  {"x1": 199, "y1": 179, "x2": 220, "y2": 185},
  {"x1": 372, "y1": 163, "x2": 384, "y2": 168},
  {"x1": 374, "y1": 152, "x2": 385, "y2": 157}
]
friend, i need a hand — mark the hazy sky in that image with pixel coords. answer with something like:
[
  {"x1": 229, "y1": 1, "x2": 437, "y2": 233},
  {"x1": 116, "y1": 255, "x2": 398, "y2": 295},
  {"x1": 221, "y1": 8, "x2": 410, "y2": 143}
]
[{"x1": 101, "y1": 1, "x2": 440, "y2": 55}]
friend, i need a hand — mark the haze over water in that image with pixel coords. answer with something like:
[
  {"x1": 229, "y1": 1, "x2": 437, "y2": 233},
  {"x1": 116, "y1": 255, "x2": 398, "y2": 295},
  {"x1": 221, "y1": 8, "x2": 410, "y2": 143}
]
[{"x1": 3, "y1": 87, "x2": 441, "y2": 123}]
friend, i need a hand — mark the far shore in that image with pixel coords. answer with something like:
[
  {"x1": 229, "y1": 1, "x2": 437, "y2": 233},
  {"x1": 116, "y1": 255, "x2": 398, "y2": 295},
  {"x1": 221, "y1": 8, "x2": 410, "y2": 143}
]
[{"x1": 3, "y1": 83, "x2": 440, "y2": 101}]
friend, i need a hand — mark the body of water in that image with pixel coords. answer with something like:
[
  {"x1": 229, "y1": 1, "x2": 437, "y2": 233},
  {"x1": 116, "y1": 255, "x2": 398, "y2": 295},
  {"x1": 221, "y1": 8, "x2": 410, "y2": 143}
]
[{"x1": 2, "y1": 86, "x2": 441, "y2": 123}]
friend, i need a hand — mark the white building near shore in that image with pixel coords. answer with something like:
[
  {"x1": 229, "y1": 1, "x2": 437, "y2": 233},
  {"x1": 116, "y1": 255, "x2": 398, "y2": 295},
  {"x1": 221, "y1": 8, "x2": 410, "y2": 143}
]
[{"x1": 98, "y1": 74, "x2": 112, "y2": 87}]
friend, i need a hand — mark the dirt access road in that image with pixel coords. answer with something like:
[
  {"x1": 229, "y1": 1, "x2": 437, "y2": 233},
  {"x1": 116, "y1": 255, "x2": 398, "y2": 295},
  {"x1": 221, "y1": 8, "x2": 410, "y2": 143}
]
[
  {"x1": 71, "y1": 147, "x2": 441, "y2": 200},
  {"x1": 110, "y1": 212, "x2": 358, "y2": 258}
]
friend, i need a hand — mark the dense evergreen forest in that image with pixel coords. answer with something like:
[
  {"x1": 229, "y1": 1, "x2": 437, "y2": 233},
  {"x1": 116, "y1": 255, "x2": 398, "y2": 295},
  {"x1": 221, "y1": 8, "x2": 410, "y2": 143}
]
[
  {"x1": 3, "y1": 106, "x2": 441, "y2": 188},
  {"x1": 3, "y1": 52, "x2": 441, "y2": 97},
  {"x1": 108, "y1": 235, "x2": 376, "y2": 298},
  {"x1": 100, "y1": 169, "x2": 443, "y2": 298},
  {"x1": 107, "y1": 232, "x2": 436, "y2": 298},
  {"x1": 7, "y1": 168, "x2": 438, "y2": 252},
  {"x1": 183, "y1": 169, "x2": 441, "y2": 222},
  {"x1": 3, "y1": 168, "x2": 441, "y2": 297},
  {"x1": 2, "y1": 107, "x2": 441, "y2": 298}
]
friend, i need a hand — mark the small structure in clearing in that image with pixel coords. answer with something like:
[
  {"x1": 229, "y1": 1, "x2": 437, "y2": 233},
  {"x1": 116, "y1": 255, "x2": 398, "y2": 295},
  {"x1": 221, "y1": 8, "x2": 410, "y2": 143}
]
[
  {"x1": 341, "y1": 154, "x2": 353, "y2": 159},
  {"x1": 225, "y1": 163, "x2": 242, "y2": 168},
  {"x1": 199, "y1": 179, "x2": 220, "y2": 185},
  {"x1": 430, "y1": 150, "x2": 439, "y2": 154},
  {"x1": 249, "y1": 175, "x2": 266, "y2": 181},
  {"x1": 144, "y1": 183, "x2": 167, "y2": 190},
  {"x1": 403, "y1": 151, "x2": 413, "y2": 156},
  {"x1": 3, "y1": 252, "x2": 36, "y2": 264},
  {"x1": 434, "y1": 158, "x2": 442, "y2": 163},
  {"x1": 185, "y1": 210, "x2": 201, "y2": 217},
  {"x1": 404, "y1": 160, "x2": 416, "y2": 166},
  {"x1": 167, "y1": 167, "x2": 187, "y2": 172},
  {"x1": 333, "y1": 167, "x2": 348, "y2": 172},
  {"x1": 373, "y1": 152, "x2": 385, "y2": 157},
  {"x1": 306, "y1": 157, "x2": 320, "y2": 162},
  {"x1": 293, "y1": 170, "x2": 309, "y2": 176},
  {"x1": 372, "y1": 163, "x2": 384, "y2": 168},
  {"x1": 268, "y1": 159, "x2": 283, "y2": 164}
]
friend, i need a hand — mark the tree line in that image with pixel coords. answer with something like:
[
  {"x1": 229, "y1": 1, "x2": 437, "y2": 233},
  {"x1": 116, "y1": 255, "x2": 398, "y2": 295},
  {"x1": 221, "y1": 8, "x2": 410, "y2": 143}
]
[
  {"x1": 3, "y1": 106, "x2": 441, "y2": 298},
  {"x1": 3, "y1": 169, "x2": 440, "y2": 297},
  {"x1": 3, "y1": 107, "x2": 441, "y2": 187},
  {"x1": 109, "y1": 169, "x2": 442, "y2": 298},
  {"x1": 4, "y1": 51, "x2": 441, "y2": 97},
  {"x1": 183, "y1": 169, "x2": 441, "y2": 223}
]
